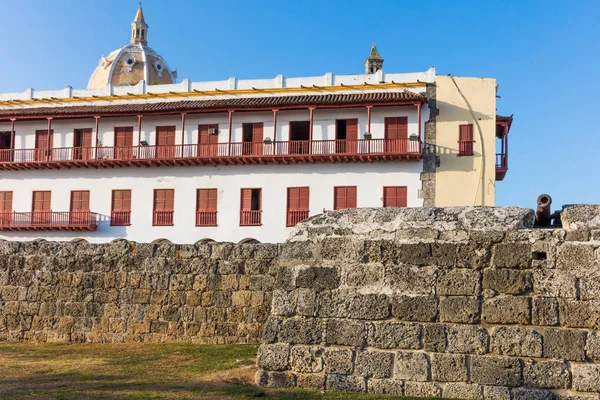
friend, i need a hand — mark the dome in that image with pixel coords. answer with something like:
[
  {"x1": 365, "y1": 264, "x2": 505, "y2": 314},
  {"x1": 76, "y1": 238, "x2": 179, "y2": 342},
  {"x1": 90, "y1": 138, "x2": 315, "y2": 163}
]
[{"x1": 87, "y1": 6, "x2": 177, "y2": 89}]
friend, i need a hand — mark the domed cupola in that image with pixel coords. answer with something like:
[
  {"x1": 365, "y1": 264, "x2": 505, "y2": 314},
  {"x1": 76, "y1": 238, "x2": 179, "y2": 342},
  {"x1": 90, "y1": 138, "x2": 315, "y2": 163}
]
[{"x1": 87, "y1": 5, "x2": 177, "y2": 89}]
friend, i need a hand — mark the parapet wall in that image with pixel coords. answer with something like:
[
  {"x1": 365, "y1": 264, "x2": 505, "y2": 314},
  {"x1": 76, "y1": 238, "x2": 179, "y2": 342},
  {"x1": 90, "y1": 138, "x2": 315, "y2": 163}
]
[
  {"x1": 0, "y1": 240, "x2": 277, "y2": 343},
  {"x1": 256, "y1": 205, "x2": 600, "y2": 398}
]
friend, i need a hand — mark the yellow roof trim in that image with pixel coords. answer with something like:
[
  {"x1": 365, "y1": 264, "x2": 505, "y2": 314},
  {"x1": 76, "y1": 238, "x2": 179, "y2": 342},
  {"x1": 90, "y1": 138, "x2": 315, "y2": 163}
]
[{"x1": 0, "y1": 81, "x2": 425, "y2": 108}]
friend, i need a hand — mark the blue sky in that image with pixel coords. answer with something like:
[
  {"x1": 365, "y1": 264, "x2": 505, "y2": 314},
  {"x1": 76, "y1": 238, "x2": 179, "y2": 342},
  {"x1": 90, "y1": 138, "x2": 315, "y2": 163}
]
[{"x1": 1, "y1": 0, "x2": 598, "y2": 208}]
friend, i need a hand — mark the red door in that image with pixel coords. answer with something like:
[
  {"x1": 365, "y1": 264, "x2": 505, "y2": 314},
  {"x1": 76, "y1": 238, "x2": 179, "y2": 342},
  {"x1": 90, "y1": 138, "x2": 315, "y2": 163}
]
[
  {"x1": 35, "y1": 130, "x2": 54, "y2": 161},
  {"x1": 252, "y1": 123, "x2": 263, "y2": 156},
  {"x1": 0, "y1": 191, "x2": 12, "y2": 226},
  {"x1": 198, "y1": 124, "x2": 219, "y2": 157},
  {"x1": 384, "y1": 117, "x2": 408, "y2": 153},
  {"x1": 0, "y1": 132, "x2": 12, "y2": 162},
  {"x1": 346, "y1": 119, "x2": 358, "y2": 154},
  {"x1": 32, "y1": 191, "x2": 51, "y2": 225},
  {"x1": 286, "y1": 187, "x2": 309, "y2": 226},
  {"x1": 70, "y1": 191, "x2": 90, "y2": 225},
  {"x1": 73, "y1": 129, "x2": 93, "y2": 160},
  {"x1": 156, "y1": 126, "x2": 176, "y2": 159},
  {"x1": 114, "y1": 127, "x2": 134, "y2": 160}
]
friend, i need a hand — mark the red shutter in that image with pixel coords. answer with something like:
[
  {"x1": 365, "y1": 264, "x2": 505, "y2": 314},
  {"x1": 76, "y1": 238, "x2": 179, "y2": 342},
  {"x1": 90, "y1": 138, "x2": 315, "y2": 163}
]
[
  {"x1": 153, "y1": 189, "x2": 174, "y2": 226},
  {"x1": 334, "y1": 186, "x2": 357, "y2": 210},
  {"x1": 459, "y1": 124, "x2": 474, "y2": 156},
  {"x1": 240, "y1": 188, "x2": 252, "y2": 211},
  {"x1": 286, "y1": 187, "x2": 309, "y2": 227},
  {"x1": 197, "y1": 189, "x2": 217, "y2": 211},
  {"x1": 70, "y1": 191, "x2": 90, "y2": 212},
  {"x1": 32, "y1": 191, "x2": 51, "y2": 212},
  {"x1": 34, "y1": 130, "x2": 54, "y2": 161},
  {"x1": 114, "y1": 127, "x2": 134, "y2": 159},
  {"x1": 198, "y1": 124, "x2": 219, "y2": 157},
  {"x1": 383, "y1": 187, "x2": 407, "y2": 207},
  {"x1": 111, "y1": 190, "x2": 131, "y2": 226},
  {"x1": 0, "y1": 191, "x2": 12, "y2": 226},
  {"x1": 346, "y1": 119, "x2": 358, "y2": 153},
  {"x1": 253, "y1": 123, "x2": 263, "y2": 156}
]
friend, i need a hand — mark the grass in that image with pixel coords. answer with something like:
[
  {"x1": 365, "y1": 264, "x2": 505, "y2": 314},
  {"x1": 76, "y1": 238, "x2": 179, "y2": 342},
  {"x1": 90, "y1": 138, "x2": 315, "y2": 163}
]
[{"x1": 0, "y1": 343, "x2": 428, "y2": 400}]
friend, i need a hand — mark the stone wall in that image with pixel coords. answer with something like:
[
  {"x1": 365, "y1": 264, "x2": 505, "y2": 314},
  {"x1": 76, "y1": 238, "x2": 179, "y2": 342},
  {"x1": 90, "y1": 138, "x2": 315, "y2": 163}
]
[
  {"x1": 0, "y1": 240, "x2": 277, "y2": 343},
  {"x1": 256, "y1": 205, "x2": 600, "y2": 398}
]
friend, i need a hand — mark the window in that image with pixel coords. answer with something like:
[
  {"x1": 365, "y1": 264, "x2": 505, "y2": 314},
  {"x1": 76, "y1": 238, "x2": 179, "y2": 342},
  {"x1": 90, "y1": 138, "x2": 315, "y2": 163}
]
[
  {"x1": 240, "y1": 188, "x2": 261, "y2": 226},
  {"x1": 198, "y1": 124, "x2": 219, "y2": 157},
  {"x1": 196, "y1": 189, "x2": 217, "y2": 227},
  {"x1": 0, "y1": 131, "x2": 13, "y2": 162},
  {"x1": 114, "y1": 127, "x2": 134, "y2": 160},
  {"x1": 73, "y1": 128, "x2": 93, "y2": 160},
  {"x1": 383, "y1": 186, "x2": 407, "y2": 208},
  {"x1": 111, "y1": 190, "x2": 132, "y2": 226},
  {"x1": 155, "y1": 126, "x2": 176, "y2": 159},
  {"x1": 34, "y1": 130, "x2": 54, "y2": 161},
  {"x1": 458, "y1": 124, "x2": 474, "y2": 156},
  {"x1": 289, "y1": 121, "x2": 310, "y2": 154},
  {"x1": 0, "y1": 191, "x2": 13, "y2": 226},
  {"x1": 32, "y1": 191, "x2": 51, "y2": 224},
  {"x1": 334, "y1": 186, "x2": 357, "y2": 210},
  {"x1": 286, "y1": 187, "x2": 309, "y2": 227},
  {"x1": 241, "y1": 123, "x2": 263, "y2": 156},
  {"x1": 153, "y1": 189, "x2": 174, "y2": 226},
  {"x1": 335, "y1": 119, "x2": 358, "y2": 153},
  {"x1": 70, "y1": 191, "x2": 91, "y2": 225},
  {"x1": 384, "y1": 117, "x2": 408, "y2": 153}
]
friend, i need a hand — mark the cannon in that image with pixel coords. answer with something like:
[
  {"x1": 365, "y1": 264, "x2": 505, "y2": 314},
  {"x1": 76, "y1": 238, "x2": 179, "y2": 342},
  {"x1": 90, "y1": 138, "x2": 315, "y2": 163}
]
[{"x1": 535, "y1": 194, "x2": 553, "y2": 227}]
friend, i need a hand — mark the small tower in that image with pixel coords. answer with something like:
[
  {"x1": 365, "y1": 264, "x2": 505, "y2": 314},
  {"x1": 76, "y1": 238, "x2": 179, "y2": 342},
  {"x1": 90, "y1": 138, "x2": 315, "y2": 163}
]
[
  {"x1": 365, "y1": 44, "x2": 384, "y2": 74},
  {"x1": 130, "y1": 4, "x2": 148, "y2": 45}
]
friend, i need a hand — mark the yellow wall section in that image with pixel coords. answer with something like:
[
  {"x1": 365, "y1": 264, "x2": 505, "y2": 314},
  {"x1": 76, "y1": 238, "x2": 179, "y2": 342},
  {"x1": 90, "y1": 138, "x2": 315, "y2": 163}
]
[{"x1": 435, "y1": 76, "x2": 497, "y2": 206}]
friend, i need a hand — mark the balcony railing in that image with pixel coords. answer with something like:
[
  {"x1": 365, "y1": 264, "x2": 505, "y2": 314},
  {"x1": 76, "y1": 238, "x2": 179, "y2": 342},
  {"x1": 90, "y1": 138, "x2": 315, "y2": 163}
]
[
  {"x1": 240, "y1": 210, "x2": 261, "y2": 226},
  {"x1": 110, "y1": 211, "x2": 131, "y2": 226},
  {"x1": 286, "y1": 210, "x2": 309, "y2": 227},
  {"x1": 152, "y1": 210, "x2": 174, "y2": 226},
  {"x1": 496, "y1": 152, "x2": 508, "y2": 181},
  {"x1": 196, "y1": 210, "x2": 217, "y2": 227},
  {"x1": 0, "y1": 139, "x2": 421, "y2": 170},
  {"x1": 0, "y1": 211, "x2": 97, "y2": 230},
  {"x1": 458, "y1": 140, "x2": 475, "y2": 156}
]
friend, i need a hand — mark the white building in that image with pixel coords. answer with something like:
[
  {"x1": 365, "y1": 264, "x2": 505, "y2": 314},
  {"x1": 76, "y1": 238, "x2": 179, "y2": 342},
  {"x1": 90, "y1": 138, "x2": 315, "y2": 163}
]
[{"x1": 0, "y1": 6, "x2": 511, "y2": 244}]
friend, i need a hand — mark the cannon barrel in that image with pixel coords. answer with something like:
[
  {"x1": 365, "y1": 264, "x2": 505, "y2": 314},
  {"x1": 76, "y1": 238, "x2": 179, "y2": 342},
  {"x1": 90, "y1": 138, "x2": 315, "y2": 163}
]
[{"x1": 535, "y1": 194, "x2": 552, "y2": 227}]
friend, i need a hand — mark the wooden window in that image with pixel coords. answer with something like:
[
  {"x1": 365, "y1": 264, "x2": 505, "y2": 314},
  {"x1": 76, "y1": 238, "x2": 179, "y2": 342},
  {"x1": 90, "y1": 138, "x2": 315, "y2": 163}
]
[
  {"x1": 383, "y1": 186, "x2": 407, "y2": 208},
  {"x1": 114, "y1": 127, "x2": 134, "y2": 160},
  {"x1": 240, "y1": 188, "x2": 262, "y2": 226},
  {"x1": 111, "y1": 190, "x2": 132, "y2": 226},
  {"x1": 73, "y1": 128, "x2": 93, "y2": 160},
  {"x1": 0, "y1": 132, "x2": 13, "y2": 162},
  {"x1": 198, "y1": 124, "x2": 219, "y2": 157},
  {"x1": 70, "y1": 191, "x2": 91, "y2": 225},
  {"x1": 334, "y1": 186, "x2": 357, "y2": 210},
  {"x1": 0, "y1": 191, "x2": 13, "y2": 226},
  {"x1": 155, "y1": 126, "x2": 176, "y2": 159},
  {"x1": 196, "y1": 189, "x2": 218, "y2": 226},
  {"x1": 384, "y1": 117, "x2": 408, "y2": 153},
  {"x1": 241, "y1": 123, "x2": 263, "y2": 156},
  {"x1": 34, "y1": 130, "x2": 54, "y2": 161},
  {"x1": 458, "y1": 124, "x2": 475, "y2": 156},
  {"x1": 32, "y1": 191, "x2": 51, "y2": 224},
  {"x1": 153, "y1": 189, "x2": 174, "y2": 226},
  {"x1": 335, "y1": 119, "x2": 358, "y2": 153},
  {"x1": 286, "y1": 187, "x2": 309, "y2": 227}
]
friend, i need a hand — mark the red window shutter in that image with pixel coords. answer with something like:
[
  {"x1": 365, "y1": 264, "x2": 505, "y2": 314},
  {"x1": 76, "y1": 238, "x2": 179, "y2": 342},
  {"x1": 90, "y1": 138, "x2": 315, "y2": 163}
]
[
  {"x1": 334, "y1": 186, "x2": 357, "y2": 210},
  {"x1": 346, "y1": 119, "x2": 358, "y2": 141},
  {"x1": 33, "y1": 191, "x2": 51, "y2": 212},
  {"x1": 253, "y1": 123, "x2": 263, "y2": 142},
  {"x1": 0, "y1": 191, "x2": 12, "y2": 212},
  {"x1": 287, "y1": 188, "x2": 299, "y2": 211},
  {"x1": 165, "y1": 190, "x2": 174, "y2": 210},
  {"x1": 112, "y1": 191, "x2": 122, "y2": 211},
  {"x1": 241, "y1": 189, "x2": 252, "y2": 211},
  {"x1": 197, "y1": 189, "x2": 217, "y2": 211},
  {"x1": 70, "y1": 191, "x2": 90, "y2": 211},
  {"x1": 459, "y1": 124, "x2": 473, "y2": 142},
  {"x1": 383, "y1": 187, "x2": 407, "y2": 207},
  {"x1": 396, "y1": 187, "x2": 407, "y2": 207},
  {"x1": 123, "y1": 190, "x2": 131, "y2": 210}
]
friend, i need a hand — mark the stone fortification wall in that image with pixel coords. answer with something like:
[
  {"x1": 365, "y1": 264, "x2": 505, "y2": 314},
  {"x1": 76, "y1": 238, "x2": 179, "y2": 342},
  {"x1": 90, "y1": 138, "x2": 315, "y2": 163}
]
[
  {"x1": 256, "y1": 205, "x2": 600, "y2": 399},
  {"x1": 0, "y1": 240, "x2": 277, "y2": 343}
]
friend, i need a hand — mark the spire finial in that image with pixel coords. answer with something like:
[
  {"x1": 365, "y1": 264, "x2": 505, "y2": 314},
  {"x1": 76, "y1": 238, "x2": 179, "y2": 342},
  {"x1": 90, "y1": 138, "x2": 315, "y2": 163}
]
[
  {"x1": 365, "y1": 44, "x2": 384, "y2": 74},
  {"x1": 131, "y1": 5, "x2": 148, "y2": 44}
]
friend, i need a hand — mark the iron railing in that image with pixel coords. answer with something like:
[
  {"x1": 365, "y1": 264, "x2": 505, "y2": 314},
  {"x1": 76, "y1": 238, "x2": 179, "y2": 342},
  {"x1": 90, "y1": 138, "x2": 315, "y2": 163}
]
[
  {"x1": 286, "y1": 210, "x2": 309, "y2": 227},
  {"x1": 240, "y1": 210, "x2": 261, "y2": 226},
  {"x1": 0, "y1": 211, "x2": 97, "y2": 230},
  {"x1": 196, "y1": 211, "x2": 217, "y2": 227}
]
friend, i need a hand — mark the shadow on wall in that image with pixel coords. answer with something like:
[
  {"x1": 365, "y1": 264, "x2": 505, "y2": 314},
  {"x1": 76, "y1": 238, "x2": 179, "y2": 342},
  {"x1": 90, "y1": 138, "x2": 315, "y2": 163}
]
[{"x1": 434, "y1": 100, "x2": 494, "y2": 123}]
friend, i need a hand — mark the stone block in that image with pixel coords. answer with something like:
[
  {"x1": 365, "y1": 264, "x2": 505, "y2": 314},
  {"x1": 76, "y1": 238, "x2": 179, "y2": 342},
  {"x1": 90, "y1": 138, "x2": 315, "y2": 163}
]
[
  {"x1": 367, "y1": 321, "x2": 421, "y2": 350},
  {"x1": 255, "y1": 370, "x2": 296, "y2": 388},
  {"x1": 580, "y1": 275, "x2": 600, "y2": 301},
  {"x1": 443, "y1": 383, "x2": 484, "y2": 399},
  {"x1": 511, "y1": 388, "x2": 555, "y2": 400},
  {"x1": 470, "y1": 355, "x2": 522, "y2": 387},
  {"x1": 558, "y1": 300, "x2": 600, "y2": 329},
  {"x1": 342, "y1": 263, "x2": 384, "y2": 287},
  {"x1": 355, "y1": 350, "x2": 394, "y2": 378},
  {"x1": 367, "y1": 379, "x2": 403, "y2": 395},
  {"x1": 296, "y1": 373, "x2": 325, "y2": 390},
  {"x1": 586, "y1": 331, "x2": 600, "y2": 360},
  {"x1": 394, "y1": 351, "x2": 429, "y2": 381},
  {"x1": 483, "y1": 269, "x2": 532, "y2": 295},
  {"x1": 482, "y1": 296, "x2": 530, "y2": 325},
  {"x1": 256, "y1": 343, "x2": 290, "y2": 371},
  {"x1": 483, "y1": 385, "x2": 512, "y2": 400},
  {"x1": 391, "y1": 295, "x2": 438, "y2": 322},
  {"x1": 491, "y1": 327, "x2": 543, "y2": 357},
  {"x1": 397, "y1": 242, "x2": 432, "y2": 266},
  {"x1": 533, "y1": 270, "x2": 577, "y2": 298},
  {"x1": 556, "y1": 392, "x2": 600, "y2": 400},
  {"x1": 439, "y1": 296, "x2": 480, "y2": 323},
  {"x1": 280, "y1": 241, "x2": 315, "y2": 261},
  {"x1": 543, "y1": 328, "x2": 587, "y2": 361},
  {"x1": 424, "y1": 323, "x2": 446, "y2": 352},
  {"x1": 437, "y1": 269, "x2": 481, "y2": 296},
  {"x1": 322, "y1": 347, "x2": 354, "y2": 374},
  {"x1": 346, "y1": 293, "x2": 390, "y2": 320},
  {"x1": 523, "y1": 359, "x2": 570, "y2": 389},
  {"x1": 383, "y1": 264, "x2": 436, "y2": 296},
  {"x1": 326, "y1": 374, "x2": 365, "y2": 393},
  {"x1": 447, "y1": 325, "x2": 489, "y2": 355},
  {"x1": 557, "y1": 243, "x2": 597, "y2": 271},
  {"x1": 572, "y1": 364, "x2": 600, "y2": 392},
  {"x1": 431, "y1": 353, "x2": 467, "y2": 382},
  {"x1": 457, "y1": 242, "x2": 492, "y2": 269},
  {"x1": 404, "y1": 382, "x2": 442, "y2": 398},
  {"x1": 272, "y1": 266, "x2": 296, "y2": 291},
  {"x1": 295, "y1": 289, "x2": 316, "y2": 317},
  {"x1": 431, "y1": 243, "x2": 459, "y2": 266},
  {"x1": 296, "y1": 267, "x2": 340, "y2": 290},
  {"x1": 492, "y1": 242, "x2": 531, "y2": 268},
  {"x1": 279, "y1": 317, "x2": 322, "y2": 345},
  {"x1": 271, "y1": 290, "x2": 296, "y2": 317},
  {"x1": 324, "y1": 318, "x2": 364, "y2": 347},
  {"x1": 532, "y1": 297, "x2": 558, "y2": 326},
  {"x1": 290, "y1": 346, "x2": 323, "y2": 373}
]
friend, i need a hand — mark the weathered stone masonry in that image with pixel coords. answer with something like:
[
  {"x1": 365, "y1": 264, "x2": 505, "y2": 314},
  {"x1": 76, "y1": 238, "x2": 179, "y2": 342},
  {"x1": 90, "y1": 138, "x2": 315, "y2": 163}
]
[
  {"x1": 257, "y1": 205, "x2": 600, "y2": 399},
  {"x1": 0, "y1": 240, "x2": 277, "y2": 343}
]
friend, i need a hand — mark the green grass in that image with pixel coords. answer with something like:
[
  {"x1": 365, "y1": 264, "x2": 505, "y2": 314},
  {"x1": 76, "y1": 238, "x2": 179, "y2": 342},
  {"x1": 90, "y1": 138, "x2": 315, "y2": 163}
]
[{"x1": 0, "y1": 343, "x2": 438, "y2": 400}]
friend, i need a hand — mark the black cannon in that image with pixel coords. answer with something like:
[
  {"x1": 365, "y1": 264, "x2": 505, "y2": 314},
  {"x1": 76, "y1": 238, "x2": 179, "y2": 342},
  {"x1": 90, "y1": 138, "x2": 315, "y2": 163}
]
[{"x1": 535, "y1": 194, "x2": 552, "y2": 227}]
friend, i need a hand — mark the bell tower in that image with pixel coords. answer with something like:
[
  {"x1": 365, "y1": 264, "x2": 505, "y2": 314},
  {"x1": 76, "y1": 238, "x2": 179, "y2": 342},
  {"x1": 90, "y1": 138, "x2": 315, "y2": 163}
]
[
  {"x1": 365, "y1": 44, "x2": 384, "y2": 74},
  {"x1": 130, "y1": 4, "x2": 148, "y2": 45}
]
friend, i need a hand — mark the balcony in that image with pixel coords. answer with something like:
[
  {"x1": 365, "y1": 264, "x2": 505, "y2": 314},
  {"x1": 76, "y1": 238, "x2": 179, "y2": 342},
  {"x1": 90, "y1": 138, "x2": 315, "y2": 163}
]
[
  {"x1": 196, "y1": 211, "x2": 217, "y2": 227},
  {"x1": 286, "y1": 210, "x2": 309, "y2": 227},
  {"x1": 110, "y1": 211, "x2": 131, "y2": 226},
  {"x1": 496, "y1": 153, "x2": 508, "y2": 181},
  {"x1": 0, "y1": 211, "x2": 97, "y2": 231},
  {"x1": 240, "y1": 210, "x2": 261, "y2": 226},
  {"x1": 0, "y1": 138, "x2": 421, "y2": 171},
  {"x1": 152, "y1": 211, "x2": 174, "y2": 226}
]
